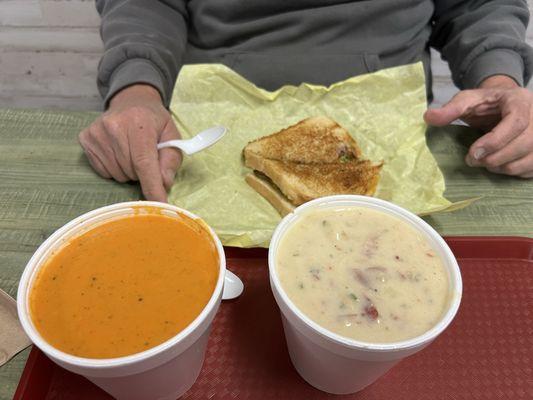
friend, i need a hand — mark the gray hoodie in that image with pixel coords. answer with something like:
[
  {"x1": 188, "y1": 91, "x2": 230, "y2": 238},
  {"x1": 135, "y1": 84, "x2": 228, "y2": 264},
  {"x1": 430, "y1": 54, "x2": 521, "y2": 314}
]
[{"x1": 96, "y1": 0, "x2": 533, "y2": 106}]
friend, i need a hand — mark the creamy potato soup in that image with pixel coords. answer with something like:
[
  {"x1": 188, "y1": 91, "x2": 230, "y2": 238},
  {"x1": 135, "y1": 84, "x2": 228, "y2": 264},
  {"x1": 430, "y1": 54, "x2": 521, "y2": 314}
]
[{"x1": 276, "y1": 207, "x2": 449, "y2": 343}]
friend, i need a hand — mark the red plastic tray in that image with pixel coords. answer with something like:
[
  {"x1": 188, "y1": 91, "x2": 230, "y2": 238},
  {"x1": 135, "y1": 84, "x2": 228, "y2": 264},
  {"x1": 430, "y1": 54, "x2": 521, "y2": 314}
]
[{"x1": 14, "y1": 237, "x2": 533, "y2": 400}]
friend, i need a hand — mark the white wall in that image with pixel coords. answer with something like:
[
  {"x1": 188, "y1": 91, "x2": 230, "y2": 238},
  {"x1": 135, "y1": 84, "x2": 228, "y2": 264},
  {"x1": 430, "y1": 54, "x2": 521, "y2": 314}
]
[
  {"x1": 0, "y1": 0, "x2": 102, "y2": 110},
  {"x1": 0, "y1": 0, "x2": 532, "y2": 111}
]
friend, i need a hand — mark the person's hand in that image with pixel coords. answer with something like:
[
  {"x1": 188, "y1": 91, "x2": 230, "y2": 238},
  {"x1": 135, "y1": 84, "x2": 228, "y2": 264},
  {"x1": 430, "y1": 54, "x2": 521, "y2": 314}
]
[
  {"x1": 79, "y1": 84, "x2": 182, "y2": 201},
  {"x1": 424, "y1": 75, "x2": 533, "y2": 178}
]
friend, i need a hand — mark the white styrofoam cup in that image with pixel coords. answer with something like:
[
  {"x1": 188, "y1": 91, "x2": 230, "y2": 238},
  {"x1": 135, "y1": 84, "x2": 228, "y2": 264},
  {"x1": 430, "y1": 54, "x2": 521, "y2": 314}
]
[
  {"x1": 268, "y1": 195, "x2": 462, "y2": 394},
  {"x1": 17, "y1": 201, "x2": 226, "y2": 400}
]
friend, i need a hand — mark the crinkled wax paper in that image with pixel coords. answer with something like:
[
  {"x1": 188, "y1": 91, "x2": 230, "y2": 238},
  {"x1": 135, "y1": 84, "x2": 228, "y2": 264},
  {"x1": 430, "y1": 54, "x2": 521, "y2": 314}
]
[{"x1": 168, "y1": 63, "x2": 473, "y2": 247}]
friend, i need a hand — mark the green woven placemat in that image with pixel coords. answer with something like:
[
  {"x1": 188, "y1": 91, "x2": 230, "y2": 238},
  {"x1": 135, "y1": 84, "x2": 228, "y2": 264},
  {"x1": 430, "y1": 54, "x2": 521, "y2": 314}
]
[{"x1": 0, "y1": 108, "x2": 531, "y2": 400}]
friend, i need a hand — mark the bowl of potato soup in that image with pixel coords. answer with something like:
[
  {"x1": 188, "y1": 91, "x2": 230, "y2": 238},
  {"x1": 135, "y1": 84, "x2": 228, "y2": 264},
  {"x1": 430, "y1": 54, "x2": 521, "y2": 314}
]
[{"x1": 268, "y1": 195, "x2": 462, "y2": 394}]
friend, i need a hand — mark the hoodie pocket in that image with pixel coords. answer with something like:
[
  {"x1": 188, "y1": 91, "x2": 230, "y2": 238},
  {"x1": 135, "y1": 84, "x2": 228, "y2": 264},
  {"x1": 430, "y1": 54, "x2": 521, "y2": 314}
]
[{"x1": 227, "y1": 52, "x2": 382, "y2": 90}]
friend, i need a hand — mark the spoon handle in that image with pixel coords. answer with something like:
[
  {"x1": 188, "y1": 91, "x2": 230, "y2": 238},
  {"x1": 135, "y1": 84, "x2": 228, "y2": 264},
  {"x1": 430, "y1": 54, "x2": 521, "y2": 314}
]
[
  {"x1": 157, "y1": 126, "x2": 226, "y2": 155},
  {"x1": 157, "y1": 140, "x2": 187, "y2": 151}
]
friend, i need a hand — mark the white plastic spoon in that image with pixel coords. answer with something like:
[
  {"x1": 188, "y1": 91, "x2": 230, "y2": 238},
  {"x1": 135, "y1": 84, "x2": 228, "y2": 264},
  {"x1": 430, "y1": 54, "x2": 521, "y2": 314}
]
[
  {"x1": 222, "y1": 270, "x2": 244, "y2": 300},
  {"x1": 157, "y1": 126, "x2": 227, "y2": 155}
]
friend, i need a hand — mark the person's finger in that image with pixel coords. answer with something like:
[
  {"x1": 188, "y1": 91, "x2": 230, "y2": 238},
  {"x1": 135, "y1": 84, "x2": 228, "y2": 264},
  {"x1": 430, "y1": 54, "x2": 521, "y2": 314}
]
[
  {"x1": 424, "y1": 90, "x2": 494, "y2": 126},
  {"x1": 100, "y1": 117, "x2": 138, "y2": 181},
  {"x1": 466, "y1": 97, "x2": 530, "y2": 165},
  {"x1": 85, "y1": 147, "x2": 113, "y2": 179},
  {"x1": 89, "y1": 125, "x2": 130, "y2": 183},
  {"x1": 469, "y1": 102, "x2": 500, "y2": 116},
  {"x1": 129, "y1": 126, "x2": 167, "y2": 202},
  {"x1": 158, "y1": 119, "x2": 183, "y2": 191},
  {"x1": 476, "y1": 129, "x2": 533, "y2": 168},
  {"x1": 79, "y1": 128, "x2": 112, "y2": 178},
  {"x1": 496, "y1": 153, "x2": 533, "y2": 177}
]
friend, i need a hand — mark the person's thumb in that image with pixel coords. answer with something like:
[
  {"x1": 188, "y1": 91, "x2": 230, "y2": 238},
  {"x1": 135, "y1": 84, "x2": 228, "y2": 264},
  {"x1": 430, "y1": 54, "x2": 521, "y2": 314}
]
[
  {"x1": 424, "y1": 90, "x2": 486, "y2": 127},
  {"x1": 158, "y1": 119, "x2": 183, "y2": 191}
]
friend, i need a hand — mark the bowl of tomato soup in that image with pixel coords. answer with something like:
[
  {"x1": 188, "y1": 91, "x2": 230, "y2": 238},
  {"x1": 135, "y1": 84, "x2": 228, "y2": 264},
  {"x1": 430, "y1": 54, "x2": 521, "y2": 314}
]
[
  {"x1": 269, "y1": 195, "x2": 462, "y2": 394},
  {"x1": 17, "y1": 201, "x2": 226, "y2": 400}
]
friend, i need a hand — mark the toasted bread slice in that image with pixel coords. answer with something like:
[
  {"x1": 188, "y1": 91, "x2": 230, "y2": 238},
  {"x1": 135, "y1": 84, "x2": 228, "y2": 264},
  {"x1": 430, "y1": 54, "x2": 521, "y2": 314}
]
[
  {"x1": 244, "y1": 116, "x2": 362, "y2": 164},
  {"x1": 245, "y1": 172, "x2": 295, "y2": 216},
  {"x1": 245, "y1": 150, "x2": 382, "y2": 205}
]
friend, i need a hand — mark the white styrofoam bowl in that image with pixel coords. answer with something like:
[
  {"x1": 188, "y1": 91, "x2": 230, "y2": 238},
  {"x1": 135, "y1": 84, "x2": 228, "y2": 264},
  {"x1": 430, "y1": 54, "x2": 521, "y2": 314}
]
[
  {"x1": 17, "y1": 201, "x2": 226, "y2": 400},
  {"x1": 269, "y1": 195, "x2": 462, "y2": 394}
]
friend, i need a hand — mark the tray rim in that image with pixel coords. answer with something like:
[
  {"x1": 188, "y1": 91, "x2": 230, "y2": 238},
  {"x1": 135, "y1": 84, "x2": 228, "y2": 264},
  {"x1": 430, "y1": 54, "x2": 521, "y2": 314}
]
[
  {"x1": 223, "y1": 236, "x2": 533, "y2": 261},
  {"x1": 13, "y1": 235, "x2": 533, "y2": 400}
]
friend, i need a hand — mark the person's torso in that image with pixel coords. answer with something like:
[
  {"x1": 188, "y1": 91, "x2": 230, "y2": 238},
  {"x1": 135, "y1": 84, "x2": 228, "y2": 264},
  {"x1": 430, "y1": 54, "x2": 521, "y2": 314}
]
[{"x1": 183, "y1": 0, "x2": 435, "y2": 91}]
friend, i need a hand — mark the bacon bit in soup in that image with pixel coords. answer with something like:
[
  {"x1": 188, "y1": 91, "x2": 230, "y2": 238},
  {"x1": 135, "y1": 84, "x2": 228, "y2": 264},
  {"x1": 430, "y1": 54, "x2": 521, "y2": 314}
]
[
  {"x1": 394, "y1": 255, "x2": 402, "y2": 261},
  {"x1": 364, "y1": 304, "x2": 379, "y2": 321},
  {"x1": 426, "y1": 252, "x2": 435, "y2": 258},
  {"x1": 349, "y1": 293, "x2": 358, "y2": 301}
]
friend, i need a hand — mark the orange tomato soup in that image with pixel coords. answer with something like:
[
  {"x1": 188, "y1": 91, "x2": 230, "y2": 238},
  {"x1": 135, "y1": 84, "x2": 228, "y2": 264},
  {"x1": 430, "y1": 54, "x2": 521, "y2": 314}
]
[{"x1": 29, "y1": 209, "x2": 219, "y2": 359}]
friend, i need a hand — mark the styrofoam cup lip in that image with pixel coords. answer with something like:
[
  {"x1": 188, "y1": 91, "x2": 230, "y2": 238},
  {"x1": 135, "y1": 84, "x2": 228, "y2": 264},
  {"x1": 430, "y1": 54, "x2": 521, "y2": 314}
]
[
  {"x1": 17, "y1": 201, "x2": 226, "y2": 369},
  {"x1": 268, "y1": 195, "x2": 462, "y2": 353}
]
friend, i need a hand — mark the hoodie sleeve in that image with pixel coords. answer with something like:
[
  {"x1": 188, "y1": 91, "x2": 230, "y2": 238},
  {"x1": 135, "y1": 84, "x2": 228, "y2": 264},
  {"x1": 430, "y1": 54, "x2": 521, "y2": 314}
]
[
  {"x1": 95, "y1": 0, "x2": 188, "y2": 107},
  {"x1": 430, "y1": 0, "x2": 533, "y2": 89}
]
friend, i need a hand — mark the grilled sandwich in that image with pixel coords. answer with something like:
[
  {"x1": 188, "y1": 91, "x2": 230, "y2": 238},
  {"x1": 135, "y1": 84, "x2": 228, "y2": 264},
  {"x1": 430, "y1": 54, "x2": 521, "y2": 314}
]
[{"x1": 243, "y1": 116, "x2": 383, "y2": 216}]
